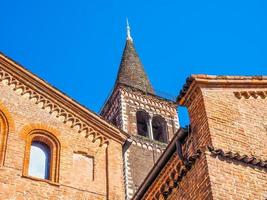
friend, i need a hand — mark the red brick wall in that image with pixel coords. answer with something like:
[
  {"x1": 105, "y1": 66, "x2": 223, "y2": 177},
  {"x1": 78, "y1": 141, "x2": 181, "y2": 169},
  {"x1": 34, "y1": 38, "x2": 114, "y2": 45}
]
[
  {"x1": 199, "y1": 87, "x2": 267, "y2": 200},
  {"x1": 168, "y1": 154, "x2": 212, "y2": 200},
  {"x1": 136, "y1": 76, "x2": 267, "y2": 200},
  {"x1": 184, "y1": 82, "x2": 267, "y2": 200},
  {"x1": 121, "y1": 88, "x2": 179, "y2": 139},
  {"x1": 202, "y1": 88, "x2": 267, "y2": 158},
  {"x1": 0, "y1": 76, "x2": 125, "y2": 199},
  {"x1": 185, "y1": 88, "x2": 212, "y2": 155},
  {"x1": 127, "y1": 142, "x2": 163, "y2": 192},
  {"x1": 206, "y1": 154, "x2": 267, "y2": 200},
  {"x1": 141, "y1": 153, "x2": 213, "y2": 200}
]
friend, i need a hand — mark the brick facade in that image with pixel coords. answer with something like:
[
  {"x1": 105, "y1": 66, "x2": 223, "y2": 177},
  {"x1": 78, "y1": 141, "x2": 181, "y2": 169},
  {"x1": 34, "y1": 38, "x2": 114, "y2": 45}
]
[
  {"x1": 101, "y1": 35, "x2": 180, "y2": 199},
  {"x1": 134, "y1": 75, "x2": 267, "y2": 200},
  {"x1": 101, "y1": 84, "x2": 179, "y2": 199},
  {"x1": 2, "y1": 30, "x2": 266, "y2": 200},
  {"x1": 0, "y1": 53, "x2": 128, "y2": 200}
]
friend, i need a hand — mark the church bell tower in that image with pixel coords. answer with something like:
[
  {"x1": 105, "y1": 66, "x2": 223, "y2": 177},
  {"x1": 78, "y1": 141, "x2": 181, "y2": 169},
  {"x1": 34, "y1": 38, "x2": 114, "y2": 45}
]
[{"x1": 100, "y1": 20, "x2": 179, "y2": 199}]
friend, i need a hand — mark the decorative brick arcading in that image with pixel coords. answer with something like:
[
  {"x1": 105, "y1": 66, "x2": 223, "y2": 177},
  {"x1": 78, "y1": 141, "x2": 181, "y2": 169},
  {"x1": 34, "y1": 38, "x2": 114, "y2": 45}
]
[
  {"x1": 121, "y1": 87, "x2": 177, "y2": 116},
  {"x1": 233, "y1": 91, "x2": 267, "y2": 99},
  {"x1": 177, "y1": 75, "x2": 267, "y2": 105},
  {"x1": 130, "y1": 135, "x2": 167, "y2": 153},
  {"x1": 0, "y1": 68, "x2": 109, "y2": 147},
  {"x1": 0, "y1": 101, "x2": 15, "y2": 167},
  {"x1": 0, "y1": 101, "x2": 15, "y2": 132}
]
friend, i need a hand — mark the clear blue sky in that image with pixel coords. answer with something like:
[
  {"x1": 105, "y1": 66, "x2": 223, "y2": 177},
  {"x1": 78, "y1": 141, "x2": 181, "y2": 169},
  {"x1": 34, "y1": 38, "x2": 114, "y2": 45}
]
[{"x1": 1, "y1": 1, "x2": 267, "y2": 126}]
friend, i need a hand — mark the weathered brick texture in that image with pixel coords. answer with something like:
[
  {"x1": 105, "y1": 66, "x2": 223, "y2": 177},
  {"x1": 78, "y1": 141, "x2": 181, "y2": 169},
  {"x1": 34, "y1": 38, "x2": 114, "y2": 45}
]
[
  {"x1": 179, "y1": 75, "x2": 267, "y2": 200},
  {"x1": 168, "y1": 154, "x2": 212, "y2": 200},
  {"x1": 202, "y1": 88, "x2": 267, "y2": 158},
  {"x1": 136, "y1": 75, "x2": 267, "y2": 200},
  {"x1": 101, "y1": 85, "x2": 179, "y2": 199},
  {"x1": 0, "y1": 55, "x2": 127, "y2": 200}
]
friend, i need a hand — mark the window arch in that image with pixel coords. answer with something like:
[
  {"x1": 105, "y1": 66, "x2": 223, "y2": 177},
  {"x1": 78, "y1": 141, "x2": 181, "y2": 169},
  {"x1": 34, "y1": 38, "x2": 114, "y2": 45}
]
[
  {"x1": 136, "y1": 110, "x2": 150, "y2": 138},
  {"x1": 28, "y1": 141, "x2": 51, "y2": 179},
  {"x1": 23, "y1": 130, "x2": 60, "y2": 183},
  {"x1": 0, "y1": 111, "x2": 8, "y2": 166},
  {"x1": 152, "y1": 115, "x2": 167, "y2": 143}
]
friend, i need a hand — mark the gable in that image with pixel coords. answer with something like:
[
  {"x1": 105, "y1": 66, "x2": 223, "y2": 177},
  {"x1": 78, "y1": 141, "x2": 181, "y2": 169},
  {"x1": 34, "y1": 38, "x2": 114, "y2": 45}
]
[{"x1": 0, "y1": 52, "x2": 128, "y2": 146}]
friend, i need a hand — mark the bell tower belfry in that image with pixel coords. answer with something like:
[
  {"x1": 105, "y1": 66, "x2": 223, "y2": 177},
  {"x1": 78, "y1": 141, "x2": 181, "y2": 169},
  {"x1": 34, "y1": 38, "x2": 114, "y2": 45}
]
[{"x1": 100, "y1": 20, "x2": 179, "y2": 199}]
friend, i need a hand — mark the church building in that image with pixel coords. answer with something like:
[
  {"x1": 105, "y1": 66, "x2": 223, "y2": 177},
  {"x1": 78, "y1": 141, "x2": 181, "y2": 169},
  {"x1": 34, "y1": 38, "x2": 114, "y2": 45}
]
[
  {"x1": 0, "y1": 22, "x2": 266, "y2": 200},
  {"x1": 100, "y1": 21, "x2": 179, "y2": 199}
]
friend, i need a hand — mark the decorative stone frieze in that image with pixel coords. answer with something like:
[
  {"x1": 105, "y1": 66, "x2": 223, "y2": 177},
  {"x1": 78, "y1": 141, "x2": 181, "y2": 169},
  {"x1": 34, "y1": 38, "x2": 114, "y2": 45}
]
[
  {"x1": 129, "y1": 135, "x2": 167, "y2": 153},
  {"x1": 121, "y1": 87, "x2": 177, "y2": 115}
]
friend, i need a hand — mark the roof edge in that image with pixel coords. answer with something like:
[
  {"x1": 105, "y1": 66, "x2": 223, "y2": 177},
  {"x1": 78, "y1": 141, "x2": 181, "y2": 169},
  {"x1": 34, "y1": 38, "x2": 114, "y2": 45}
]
[
  {"x1": 0, "y1": 52, "x2": 129, "y2": 144},
  {"x1": 177, "y1": 74, "x2": 267, "y2": 105}
]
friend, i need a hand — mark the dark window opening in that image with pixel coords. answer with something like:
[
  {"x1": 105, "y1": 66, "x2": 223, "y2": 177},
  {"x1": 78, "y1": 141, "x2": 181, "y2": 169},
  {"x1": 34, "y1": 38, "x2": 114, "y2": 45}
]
[
  {"x1": 136, "y1": 111, "x2": 150, "y2": 138},
  {"x1": 111, "y1": 117, "x2": 118, "y2": 127},
  {"x1": 152, "y1": 116, "x2": 167, "y2": 143}
]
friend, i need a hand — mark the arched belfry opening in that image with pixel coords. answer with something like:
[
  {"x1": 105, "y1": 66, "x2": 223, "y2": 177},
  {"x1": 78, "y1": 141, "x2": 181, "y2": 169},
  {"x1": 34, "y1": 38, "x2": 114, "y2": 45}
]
[
  {"x1": 136, "y1": 111, "x2": 150, "y2": 138},
  {"x1": 152, "y1": 115, "x2": 167, "y2": 143}
]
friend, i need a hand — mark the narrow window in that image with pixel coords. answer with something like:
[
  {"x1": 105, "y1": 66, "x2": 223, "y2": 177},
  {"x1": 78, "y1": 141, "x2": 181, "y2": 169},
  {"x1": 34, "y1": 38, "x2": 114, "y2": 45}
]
[
  {"x1": 152, "y1": 116, "x2": 167, "y2": 143},
  {"x1": 136, "y1": 111, "x2": 150, "y2": 138},
  {"x1": 28, "y1": 141, "x2": 51, "y2": 180},
  {"x1": 111, "y1": 117, "x2": 118, "y2": 127},
  {"x1": 23, "y1": 129, "x2": 60, "y2": 183}
]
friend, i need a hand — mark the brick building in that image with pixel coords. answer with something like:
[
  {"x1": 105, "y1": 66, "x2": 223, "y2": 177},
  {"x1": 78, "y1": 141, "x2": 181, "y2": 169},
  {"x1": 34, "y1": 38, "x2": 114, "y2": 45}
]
[
  {"x1": 0, "y1": 52, "x2": 129, "y2": 199},
  {"x1": 0, "y1": 23, "x2": 178, "y2": 199},
  {"x1": 134, "y1": 75, "x2": 267, "y2": 200},
  {"x1": 0, "y1": 22, "x2": 267, "y2": 200}
]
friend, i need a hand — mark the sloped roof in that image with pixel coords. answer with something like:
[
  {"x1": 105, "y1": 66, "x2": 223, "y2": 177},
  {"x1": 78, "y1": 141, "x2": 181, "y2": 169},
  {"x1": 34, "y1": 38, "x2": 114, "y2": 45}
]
[{"x1": 115, "y1": 39, "x2": 154, "y2": 94}]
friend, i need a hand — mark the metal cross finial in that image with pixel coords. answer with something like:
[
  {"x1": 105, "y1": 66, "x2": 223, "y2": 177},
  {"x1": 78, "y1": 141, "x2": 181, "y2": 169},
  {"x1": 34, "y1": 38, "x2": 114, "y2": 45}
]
[{"x1": 126, "y1": 17, "x2": 133, "y2": 41}]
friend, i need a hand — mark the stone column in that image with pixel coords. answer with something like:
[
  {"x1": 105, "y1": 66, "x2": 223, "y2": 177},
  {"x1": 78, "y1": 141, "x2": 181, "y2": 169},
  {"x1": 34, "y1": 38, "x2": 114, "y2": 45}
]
[{"x1": 148, "y1": 117, "x2": 154, "y2": 140}]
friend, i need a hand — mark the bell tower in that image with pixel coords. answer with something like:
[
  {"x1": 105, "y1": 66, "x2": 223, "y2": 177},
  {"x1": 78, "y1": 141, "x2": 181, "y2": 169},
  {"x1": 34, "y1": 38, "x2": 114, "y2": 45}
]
[{"x1": 100, "y1": 20, "x2": 179, "y2": 199}]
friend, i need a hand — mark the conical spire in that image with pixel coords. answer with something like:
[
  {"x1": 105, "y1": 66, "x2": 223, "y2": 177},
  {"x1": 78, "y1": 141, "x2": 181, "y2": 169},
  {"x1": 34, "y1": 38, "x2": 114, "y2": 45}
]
[{"x1": 115, "y1": 20, "x2": 154, "y2": 94}]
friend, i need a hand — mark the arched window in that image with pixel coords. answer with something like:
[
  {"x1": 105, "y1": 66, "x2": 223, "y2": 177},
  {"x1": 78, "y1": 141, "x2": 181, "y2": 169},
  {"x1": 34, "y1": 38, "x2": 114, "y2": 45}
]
[
  {"x1": 136, "y1": 111, "x2": 150, "y2": 138},
  {"x1": 0, "y1": 111, "x2": 8, "y2": 167},
  {"x1": 28, "y1": 141, "x2": 51, "y2": 179},
  {"x1": 23, "y1": 129, "x2": 60, "y2": 183},
  {"x1": 152, "y1": 116, "x2": 167, "y2": 143}
]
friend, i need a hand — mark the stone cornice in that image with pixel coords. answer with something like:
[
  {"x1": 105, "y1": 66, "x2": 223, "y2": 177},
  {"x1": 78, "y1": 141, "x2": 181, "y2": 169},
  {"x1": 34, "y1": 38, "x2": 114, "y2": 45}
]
[
  {"x1": 0, "y1": 53, "x2": 128, "y2": 146},
  {"x1": 178, "y1": 75, "x2": 267, "y2": 106},
  {"x1": 129, "y1": 135, "x2": 167, "y2": 153}
]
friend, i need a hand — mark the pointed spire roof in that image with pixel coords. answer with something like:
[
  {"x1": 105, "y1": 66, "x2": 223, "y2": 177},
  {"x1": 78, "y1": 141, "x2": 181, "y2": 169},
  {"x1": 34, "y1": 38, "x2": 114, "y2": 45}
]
[{"x1": 115, "y1": 20, "x2": 154, "y2": 94}]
